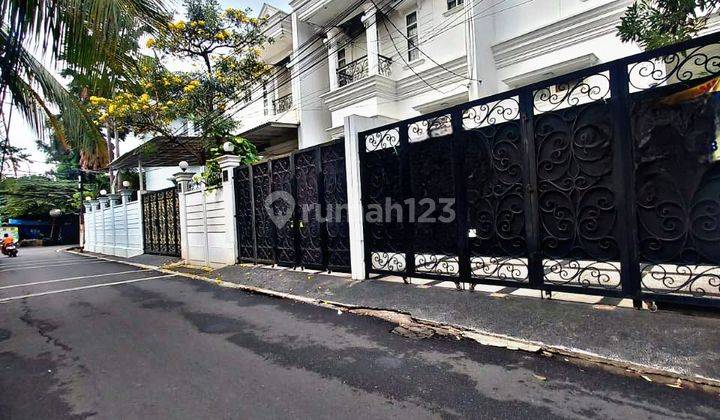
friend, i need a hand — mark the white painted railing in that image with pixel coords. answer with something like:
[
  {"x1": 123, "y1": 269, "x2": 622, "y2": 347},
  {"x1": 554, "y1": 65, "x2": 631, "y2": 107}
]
[{"x1": 83, "y1": 190, "x2": 143, "y2": 258}]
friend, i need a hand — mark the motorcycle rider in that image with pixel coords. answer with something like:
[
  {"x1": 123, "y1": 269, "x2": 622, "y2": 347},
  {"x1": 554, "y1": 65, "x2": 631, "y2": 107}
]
[{"x1": 2, "y1": 233, "x2": 14, "y2": 255}]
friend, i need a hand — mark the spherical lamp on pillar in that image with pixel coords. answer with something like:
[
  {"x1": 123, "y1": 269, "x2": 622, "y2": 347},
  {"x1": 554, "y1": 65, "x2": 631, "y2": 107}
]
[
  {"x1": 222, "y1": 141, "x2": 235, "y2": 154},
  {"x1": 178, "y1": 161, "x2": 189, "y2": 172},
  {"x1": 122, "y1": 180, "x2": 131, "y2": 189},
  {"x1": 99, "y1": 189, "x2": 107, "y2": 196}
]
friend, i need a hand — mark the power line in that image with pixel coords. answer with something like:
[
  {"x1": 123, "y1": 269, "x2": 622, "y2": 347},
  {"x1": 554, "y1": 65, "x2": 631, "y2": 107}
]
[
  {"x1": 162, "y1": 0, "x2": 374, "y2": 139},
  {"x1": 370, "y1": 0, "x2": 483, "y2": 84}
]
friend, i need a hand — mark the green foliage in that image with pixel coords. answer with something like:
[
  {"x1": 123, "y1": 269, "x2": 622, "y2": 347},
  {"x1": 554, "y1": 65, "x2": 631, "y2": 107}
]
[
  {"x1": 0, "y1": 143, "x2": 30, "y2": 176},
  {"x1": 88, "y1": 0, "x2": 270, "y2": 167},
  {"x1": 617, "y1": 0, "x2": 720, "y2": 50},
  {"x1": 34, "y1": 135, "x2": 110, "y2": 202},
  {"x1": 194, "y1": 136, "x2": 258, "y2": 187},
  {"x1": 0, "y1": 176, "x2": 79, "y2": 219},
  {"x1": 1, "y1": 0, "x2": 169, "y2": 168}
]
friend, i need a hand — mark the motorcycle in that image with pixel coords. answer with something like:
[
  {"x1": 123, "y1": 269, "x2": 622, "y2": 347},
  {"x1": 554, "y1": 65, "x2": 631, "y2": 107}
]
[{"x1": 2, "y1": 242, "x2": 18, "y2": 257}]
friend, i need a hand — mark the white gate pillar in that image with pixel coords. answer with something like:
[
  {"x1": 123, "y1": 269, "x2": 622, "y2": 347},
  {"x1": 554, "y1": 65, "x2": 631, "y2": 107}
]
[
  {"x1": 174, "y1": 171, "x2": 195, "y2": 263},
  {"x1": 217, "y1": 154, "x2": 243, "y2": 265},
  {"x1": 121, "y1": 189, "x2": 134, "y2": 257},
  {"x1": 344, "y1": 114, "x2": 399, "y2": 280},
  {"x1": 107, "y1": 194, "x2": 120, "y2": 256},
  {"x1": 90, "y1": 200, "x2": 99, "y2": 252},
  {"x1": 83, "y1": 202, "x2": 94, "y2": 252}
]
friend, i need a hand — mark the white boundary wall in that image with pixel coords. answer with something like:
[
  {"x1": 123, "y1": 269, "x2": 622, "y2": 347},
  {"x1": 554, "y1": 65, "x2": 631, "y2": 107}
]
[
  {"x1": 83, "y1": 191, "x2": 143, "y2": 257},
  {"x1": 175, "y1": 157, "x2": 241, "y2": 268}
]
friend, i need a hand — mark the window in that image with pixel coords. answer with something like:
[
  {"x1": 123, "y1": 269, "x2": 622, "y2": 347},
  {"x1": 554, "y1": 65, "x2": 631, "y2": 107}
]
[
  {"x1": 447, "y1": 0, "x2": 464, "y2": 10},
  {"x1": 406, "y1": 12, "x2": 419, "y2": 62},
  {"x1": 243, "y1": 89, "x2": 252, "y2": 104},
  {"x1": 337, "y1": 48, "x2": 346, "y2": 68},
  {"x1": 262, "y1": 84, "x2": 269, "y2": 115}
]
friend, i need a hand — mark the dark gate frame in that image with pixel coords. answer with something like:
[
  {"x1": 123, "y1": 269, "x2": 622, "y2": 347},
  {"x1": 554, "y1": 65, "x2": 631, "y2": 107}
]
[
  {"x1": 233, "y1": 139, "x2": 351, "y2": 272},
  {"x1": 141, "y1": 186, "x2": 181, "y2": 257},
  {"x1": 359, "y1": 32, "x2": 720, "y2": 309}
]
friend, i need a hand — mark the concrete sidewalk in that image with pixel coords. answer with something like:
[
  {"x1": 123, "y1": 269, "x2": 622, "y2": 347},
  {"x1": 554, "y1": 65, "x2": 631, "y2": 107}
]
[{"x1": 72, "y1": 249, "x2": 720, "y2": 388}]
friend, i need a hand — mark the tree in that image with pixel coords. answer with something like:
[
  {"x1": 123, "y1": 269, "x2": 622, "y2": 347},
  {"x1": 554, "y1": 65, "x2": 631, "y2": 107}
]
[
  {"x1": 0, "y1": 142, "x2": 30, "y2": 177},
  {"x1": 0, "y1": 176, "x2": 79, "y2": 219},
  {"x1": 1, "y1": 0, "x2": 168, "y2": 169},
  {"x1": 617, "y1": 0, "x2": 720, "y2": 50},
  {"x1": 87, "y1": 0, "x2": 269, "y2": 180},
  {"x1": 35, "y1": 134, "x2": 112, "y2": 198}
]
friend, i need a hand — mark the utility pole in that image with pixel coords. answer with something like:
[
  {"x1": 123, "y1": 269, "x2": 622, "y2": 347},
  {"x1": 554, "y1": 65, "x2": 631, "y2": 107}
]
[{"x1": 78, "y1": 170, "x2": 85, "y2": 247}]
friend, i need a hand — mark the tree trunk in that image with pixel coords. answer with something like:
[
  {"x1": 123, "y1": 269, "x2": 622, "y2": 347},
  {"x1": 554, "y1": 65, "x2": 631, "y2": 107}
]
[
  {"x1": 113, "y1": 124, "x2": 120, "y2": 191},
  {"x1": 106, "y1": 122, "x2": 115, "y2": 192}
]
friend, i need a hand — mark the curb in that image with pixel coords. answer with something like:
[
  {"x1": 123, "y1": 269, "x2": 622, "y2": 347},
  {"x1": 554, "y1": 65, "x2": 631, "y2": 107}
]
[{"x1": 64, "y1": 249, "x2": 720, "y2": 392}]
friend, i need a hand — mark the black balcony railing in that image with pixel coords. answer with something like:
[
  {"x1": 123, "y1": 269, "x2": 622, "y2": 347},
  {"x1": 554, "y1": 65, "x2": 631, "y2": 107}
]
[
  {"x1": 272, "y1": 93, "x2": 293, "y2": 114},
  {"x1": 337, "y1": 55, "x2": 392, "y2": 87}
]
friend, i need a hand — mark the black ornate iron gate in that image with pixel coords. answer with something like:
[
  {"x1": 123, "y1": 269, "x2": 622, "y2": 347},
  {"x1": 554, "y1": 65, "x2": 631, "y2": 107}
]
[
  {"x1": 233, "y1": 140, "x2": 350, "y2": 272},
  {"x1": 360, "y1": 32, "x2": 720, "y2": 308},
  {"x1": 142, "y1": 186, "x2": 181, "y2": 256}
]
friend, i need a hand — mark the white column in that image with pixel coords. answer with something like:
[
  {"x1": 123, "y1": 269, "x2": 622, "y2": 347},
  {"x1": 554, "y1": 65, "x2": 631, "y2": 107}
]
[
  {"x1": 217, "y1": 155, "x2": 243, "y2": 265},
  {"x1": 121, "y1": 189, "x2": 133, "y2": 257},
  {"x1": 98, "y1": 196, "x2": 109, "y2": 254},
  {"x1": 465, "y1": 0, "x2": 498, "y2": 99},
  {"x1": 108, "y1": 194, "x2": 120, "y2": 256},
  {"x1": 138, "y1": 160, "x2": 146, "y2": 194},
  {"x1": 362, "y1": 4, "x2": 379, "y2": 76},
  {"x1": 137, "y1": 190, "x2": 147, "y2": 253},
  {"x1": 173, "y1": 171, "x2": 194, "y2": 263},
  {"x1": 343, "y1": 114, "x2": 400, "y2": 280},
  {"x1": 291, "y1": 13, "x2": 332, "y2": 148},
  {"x1": 90, "y1": 200, "x2": 99, "y2": 252},
  {"x1": 200, "y1": 181, "x2": 210, "y2": 267},
  {"x1": 326, "y1": 27, "x2": 342, "y2": 91},
  {"x1": 83, "y1": 203, "x2": 94, "y2": 252}
]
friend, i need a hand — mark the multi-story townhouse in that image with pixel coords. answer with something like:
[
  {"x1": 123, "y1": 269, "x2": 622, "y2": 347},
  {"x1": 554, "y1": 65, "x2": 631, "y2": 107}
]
[
  {"x1": 236, "y1": 4, "x2": 301, "y2": 158},
  {"x1": 115, "y1": 0, "x2": 661, "y2": 189},
  {"x1": 289, "y1": 0, "x2": 643, "y2": 142}
]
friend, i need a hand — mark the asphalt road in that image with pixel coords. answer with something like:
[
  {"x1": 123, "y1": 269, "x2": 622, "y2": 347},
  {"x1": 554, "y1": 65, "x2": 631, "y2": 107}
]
[{"x1": 1, "y1": 247, "x2": 718, "y2": 419}]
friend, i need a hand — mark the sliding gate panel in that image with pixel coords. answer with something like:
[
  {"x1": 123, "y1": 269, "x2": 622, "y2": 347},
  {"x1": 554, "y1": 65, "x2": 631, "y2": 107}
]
[
  {"x1": 321, "y1": 142, "x2": 351, "y2": 271},
  {"x1": 532, "y1": 73, "x2": 623, "y2": 293},
  {"x1": 233, "y1": 141, "x2": 350, "y2": 272},
  {"x1": 408, "y1": 116, "x2": 459, "y2": 277},
  {"x1": 361, "y1": 128, "x2": 406, "y2": 274},
  {"x1": 253, "y1": 162, "x2": 274, "y2": 263},
  {"x1": 295, "y1": 149, "x2": 324, "y2": 269},
  {"x1": 271, "y1": 156, "x2": 297, "y2": 267},
  {"x1": 142, "y1": 187, "x2": 181, "y2": 256},
  {"x1": 235, "y1": 165, "x2": 255, "y2": 261},
  {"x1": 463, "y1": 97, "x2": 530, "y2": 284}
]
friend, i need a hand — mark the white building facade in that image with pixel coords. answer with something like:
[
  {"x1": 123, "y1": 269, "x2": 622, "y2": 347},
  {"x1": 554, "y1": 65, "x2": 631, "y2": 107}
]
[
  {"x1": 129, "y1": 0, "x2": 645, "y2": 189},
  {"x1": 285, "y1": 0, "x2": 642, "y2": 144}
]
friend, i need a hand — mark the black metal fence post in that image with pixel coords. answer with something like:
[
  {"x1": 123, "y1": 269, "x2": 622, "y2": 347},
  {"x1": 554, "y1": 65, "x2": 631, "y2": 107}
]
[
  {"x1": 399, "y1": 122, "x2": 414, "y2": 278},
  {"x1": 289, "y1": 155, "x2": 300, "y2": 269},
  {"x1": 248, "y1": 164, "x2": 258, "y2": 263},
  {"x1": 316, "y1": 145, "x2": 329, "y2": 271},
  {"x1": 609, "y1": 62, "x2": 642, "y2": 306},
  {"x1": 519, "y1": 91, "x2": 544, "y2": 290},
  {"x1": 358, "y1": 132, "x2": 372, "y2": 278},
  {"x1": 451, "y1": 108, "x2": 470, "y2": 283}
]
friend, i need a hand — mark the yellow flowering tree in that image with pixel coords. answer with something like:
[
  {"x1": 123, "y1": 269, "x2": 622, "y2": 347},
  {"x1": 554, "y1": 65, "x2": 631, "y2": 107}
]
[{"x1": 88, "y1": 0, "x2": 270, "y2": 173}]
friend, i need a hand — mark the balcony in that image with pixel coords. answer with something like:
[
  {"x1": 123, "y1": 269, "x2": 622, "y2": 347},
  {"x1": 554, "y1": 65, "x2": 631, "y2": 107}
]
[
  {"x1": 272, "y1": 93, "x2": 293, "y2": 114},
  {"x1": 337, "y1": 55, "x2": 392, "y2": 87}
]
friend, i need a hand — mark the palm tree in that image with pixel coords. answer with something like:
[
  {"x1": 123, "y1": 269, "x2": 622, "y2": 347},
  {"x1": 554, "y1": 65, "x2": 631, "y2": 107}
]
[{"x1": 0, "y1": 0, "x2": 168, "y2": 170}]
